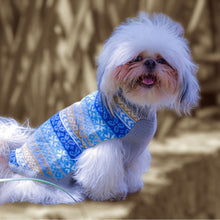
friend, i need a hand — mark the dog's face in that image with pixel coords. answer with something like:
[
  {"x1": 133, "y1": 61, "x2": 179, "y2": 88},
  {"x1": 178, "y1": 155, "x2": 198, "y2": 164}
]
[
  {"x1": 97, "y1": 13, "x2": 199, "y2": 114},
  {"x1": 112, "y1": 51, "x2": 178, "y2": 107}
]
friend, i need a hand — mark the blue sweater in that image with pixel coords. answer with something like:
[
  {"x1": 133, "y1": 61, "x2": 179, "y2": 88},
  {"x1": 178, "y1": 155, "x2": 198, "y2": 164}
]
[{"x1": 9, "y1": 91, "x2": 156, "y2": 186}]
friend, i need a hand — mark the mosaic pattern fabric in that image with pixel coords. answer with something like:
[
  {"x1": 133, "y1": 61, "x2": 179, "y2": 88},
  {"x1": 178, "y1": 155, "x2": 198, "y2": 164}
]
[{"x1": 9, "y1": 91, "x2": 140, "y2": 184}]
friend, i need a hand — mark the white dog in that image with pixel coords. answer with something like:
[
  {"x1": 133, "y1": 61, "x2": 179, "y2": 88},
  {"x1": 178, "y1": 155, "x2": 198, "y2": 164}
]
[{"x1": 0, "y1": 13, "x2": 199, "y2": 205}]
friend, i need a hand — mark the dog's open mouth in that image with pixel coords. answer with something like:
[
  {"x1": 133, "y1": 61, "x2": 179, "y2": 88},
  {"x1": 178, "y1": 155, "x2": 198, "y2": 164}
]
[{"x1": 137, "y1": 74, "x2": 157, "y2": 88}]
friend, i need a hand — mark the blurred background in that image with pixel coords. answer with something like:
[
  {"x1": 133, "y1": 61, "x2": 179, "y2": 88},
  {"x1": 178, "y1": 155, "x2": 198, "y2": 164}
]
[
  {"x1": 0, "y1": 0, "x2": 220, "y2": 219},
  {"x1": 0, "y1": 0, "x2": 219, "y2": 133}
]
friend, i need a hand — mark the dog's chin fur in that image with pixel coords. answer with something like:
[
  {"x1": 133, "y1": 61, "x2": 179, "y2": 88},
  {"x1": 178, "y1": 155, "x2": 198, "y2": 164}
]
[{"x1": 0, "y1": 13, "x2": 199, "y2": 205}]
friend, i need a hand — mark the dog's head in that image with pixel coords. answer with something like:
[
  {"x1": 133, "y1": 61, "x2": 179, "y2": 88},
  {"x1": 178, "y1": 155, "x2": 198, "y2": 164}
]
[{"x1": 97, "y1": 13, "x2": 199, "y2": 115}]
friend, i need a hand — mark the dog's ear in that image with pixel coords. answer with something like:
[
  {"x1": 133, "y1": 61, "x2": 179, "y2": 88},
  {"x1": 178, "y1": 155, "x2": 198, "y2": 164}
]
[{"x1": 175, "y1": 62, "x2": 200, "y2": 115}]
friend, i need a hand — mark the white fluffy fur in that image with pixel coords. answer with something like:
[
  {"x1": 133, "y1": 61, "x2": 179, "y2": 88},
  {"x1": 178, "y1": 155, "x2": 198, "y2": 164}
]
[
  {"x1": 75, "y1": 139, "x2": 151, "y2": 201},
  {"x1": 0, "y1": 13, "x2": 199, "y2": 205}
]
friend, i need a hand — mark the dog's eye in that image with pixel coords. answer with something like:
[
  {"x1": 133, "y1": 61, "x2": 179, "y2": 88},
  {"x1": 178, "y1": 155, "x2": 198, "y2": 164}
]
[
  {"x1": 157, "y1": 58, "x2": 167, "y2": 64},
  {"x1": 133, "y1": 56, "x2": 143, "y2": 62}
]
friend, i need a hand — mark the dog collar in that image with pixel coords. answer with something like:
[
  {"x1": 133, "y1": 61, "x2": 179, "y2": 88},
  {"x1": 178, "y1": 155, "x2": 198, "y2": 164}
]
[{"x1": 9, "y1": 91, "x2": 141, "y2": 185}]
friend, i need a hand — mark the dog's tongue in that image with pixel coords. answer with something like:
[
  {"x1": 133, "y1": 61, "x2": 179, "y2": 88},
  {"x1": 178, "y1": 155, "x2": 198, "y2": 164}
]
[{"x1": 142, "y1": 76, "x2": 154, "y2": 85}]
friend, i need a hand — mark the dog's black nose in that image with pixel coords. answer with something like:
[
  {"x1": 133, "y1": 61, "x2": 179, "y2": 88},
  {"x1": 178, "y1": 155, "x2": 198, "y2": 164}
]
[{"x1": 144, "y1": 59, "x2": 156, "y2": 71}]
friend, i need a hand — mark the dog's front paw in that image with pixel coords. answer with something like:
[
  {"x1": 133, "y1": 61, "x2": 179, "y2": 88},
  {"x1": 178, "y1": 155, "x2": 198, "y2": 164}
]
[
  {"x1": 88, "y1": 189, "x2": 127, "y2": 202},
  {"x1": 128, "y1": 181, "x2": 143, "y2": 194},
  {"x1": 110, "y1": 192, "x2": 127, "y2": 201},
  {"x1": 87, "y1": 183, "x2": 128, "y2": 202},
  {"x1": 126, "y1": 169, "x2": 144, "y2": 194}
]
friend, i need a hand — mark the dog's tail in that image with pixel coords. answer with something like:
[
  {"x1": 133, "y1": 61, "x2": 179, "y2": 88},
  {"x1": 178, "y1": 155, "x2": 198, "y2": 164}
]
[{"x1": 0, "y1": 117, "x2": 34, "y2": 157}]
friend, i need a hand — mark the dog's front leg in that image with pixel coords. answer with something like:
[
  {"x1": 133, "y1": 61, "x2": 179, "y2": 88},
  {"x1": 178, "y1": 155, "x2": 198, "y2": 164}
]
[
  {"x1": 125, "y1": 147, "x2": 151, "y2": 194},
  {"x1": 74, "y1": 139, "x2": 128, "y2": 201}
]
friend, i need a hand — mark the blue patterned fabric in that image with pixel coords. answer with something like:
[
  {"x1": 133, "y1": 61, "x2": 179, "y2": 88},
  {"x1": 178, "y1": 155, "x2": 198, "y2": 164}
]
[{"x1": 9, "y1": 91, "x2": 141, "y2": 185}]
